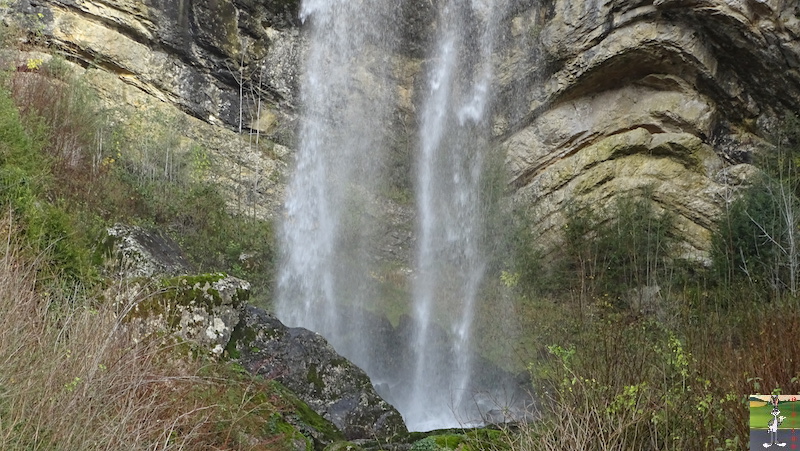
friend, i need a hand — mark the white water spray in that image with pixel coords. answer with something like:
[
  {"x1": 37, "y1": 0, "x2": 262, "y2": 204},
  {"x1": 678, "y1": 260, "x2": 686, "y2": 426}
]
[
  {"x1": 276, "y1": 0, "x2": 397, "y2": 360},
  {"x1": 401, "y1": 0, "x2": 506, "y2": 431},
  {"x1": 278, "y1": 0, "x2": 510, "y2": 432}
]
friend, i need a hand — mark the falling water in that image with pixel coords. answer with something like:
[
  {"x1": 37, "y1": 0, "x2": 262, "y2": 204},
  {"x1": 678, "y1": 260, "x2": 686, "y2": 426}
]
[
  {"x1": 276, "y1": 0, "x2": 397, "y2": 362},
  {"x1": 401, "y1": 0, "x2": 506, "y2": 431},
  {"x1": 278, "y1": 0, "x2": 511, "y2": 431}
]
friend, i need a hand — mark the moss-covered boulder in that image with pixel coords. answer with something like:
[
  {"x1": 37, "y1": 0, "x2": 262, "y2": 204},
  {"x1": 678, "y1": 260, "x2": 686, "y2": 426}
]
[
  {"x1": 324, "y1": 441, "x2": 365, "y2": 451},
  {"x1": 406, "y1": 429, "x2": 508, "y2": 451},
  {"x1": 230, "y1": 306, "x2": 407, "y2": 441},
  {"x1": 124, "y1": 273, "x2": 250, "y2": 356}
]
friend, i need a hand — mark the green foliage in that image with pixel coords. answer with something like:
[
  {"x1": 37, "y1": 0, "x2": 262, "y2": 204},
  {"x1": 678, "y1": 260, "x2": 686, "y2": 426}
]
[
  {"x1": 506, "y1": 208, "x2": 545, "y2": 295},
  {"x1": 595, "y1": 192, "x2": 673, "y2": 299},
  {"x1": 172, "y1": 186, "x2": 277, "y2": 303},
  {"x1": 0, "y1": 59, "x2": 277, "y2": 301},
  {"x1": 410, "y1": 435, "x2": 468, "y2": 451},
  {"x1": 0, "y1": 76, "x2": 97, "y2": 282},
  {"x1": 712, "y1": 113, "x2": 800, "y2": 297},
  {"x1": 99, "y1": 107, "x2": 277, "y2": 303},
  {"x1": 0, "y1": 239, "x2": 307, "y2": 450},
  {"x1": 406, "y1": 430, "x2": 507, "y2": 451},
  {"x1": 527, "y1": 312, "x2": 738, "y2": 450},
  {"x1": 712, "y1": 180, "x2": 783, "y2": 292},
  {"x1": 512, "y1": 189, "x2": 673, "y2": 308}
]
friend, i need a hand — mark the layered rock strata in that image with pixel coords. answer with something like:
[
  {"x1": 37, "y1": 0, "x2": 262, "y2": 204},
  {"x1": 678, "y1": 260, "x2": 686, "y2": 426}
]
[
  {"x1": 496, "y1": 0, "x2": 800, "y2": 260},
  {"x1": 6, "y1": 0, "x2": 796, "y2": 258}
]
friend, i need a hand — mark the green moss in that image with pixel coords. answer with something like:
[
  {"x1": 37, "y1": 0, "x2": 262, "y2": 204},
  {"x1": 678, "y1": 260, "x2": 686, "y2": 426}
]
[
  {"x1": 465, "y1": 428, "x2": 508, "y2": 450},
  {"x1": 307, "y1": 364, "x2": 324, "y2": 391},
  {"x1": 433, "y1": 434, "x2": 466, "y2": 449},
  {"x1": 268, "y1": 380, "x2": 345, "y2": 446},
  {"x1": 224, "y1": 318, "x2": 257, "y2": 359},
  {"x1": 266, "y1": 413, "x2": 313, "y2": 451},
  {"x1": 324, "y1": 441, "x2": 364, "y2": 451},
  {"x1": 410, "y1": 436, "x2": 444, "y2": 451},
  {"x1": 179, "y1": 360, "x2": 319, "y2": 449},
  {"x1": 396, "y1": 428, "x2": 509, "y2": 451},
  {"x1": 160, "y1": 273, "x2": 227, "y2": 307},
  {"x1": 123, "y1": 272, "x2": 241, "y2": 331}
]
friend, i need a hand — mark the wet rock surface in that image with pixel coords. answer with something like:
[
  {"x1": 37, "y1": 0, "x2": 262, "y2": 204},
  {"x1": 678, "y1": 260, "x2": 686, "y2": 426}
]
[{"x1": 231, "y1": 306, "x2": 408, "y2": 440}]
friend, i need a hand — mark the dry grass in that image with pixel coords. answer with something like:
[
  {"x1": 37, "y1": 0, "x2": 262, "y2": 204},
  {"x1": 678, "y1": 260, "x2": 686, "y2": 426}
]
[
  {"x1": 0, "y1": 218, "x2": 288, "y2": 450},
  {"x1": 496, "y1": 290, "x2": 800, "y2": 451},
  {"x1": 501, "y1": 296, "x2": 749, "y2": 451}
]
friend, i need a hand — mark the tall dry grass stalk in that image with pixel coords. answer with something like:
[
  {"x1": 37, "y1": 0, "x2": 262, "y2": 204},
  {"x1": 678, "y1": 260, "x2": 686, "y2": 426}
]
[{"x1": 0, "y1": 216, "x2": 269, "y2": 450}]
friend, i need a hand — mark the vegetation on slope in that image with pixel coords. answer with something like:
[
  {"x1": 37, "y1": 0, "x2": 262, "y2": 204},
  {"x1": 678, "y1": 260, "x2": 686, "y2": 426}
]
[
  {"x1": 0, "y1": 48, "x2": 313, "y2": 449},
  {"x1": 502, "y1": 121, "x2": 800, "y2": 449},
  {"x1": 0, "y1": 50, "x2": 276, "y2": 303},
  {"x1": 0, "y1": 218, "x2": 319, "y2": 449}
]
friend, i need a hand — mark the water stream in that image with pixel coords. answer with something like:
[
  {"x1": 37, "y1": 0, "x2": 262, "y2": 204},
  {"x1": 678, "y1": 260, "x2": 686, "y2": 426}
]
[
  {"x1": 402, "y1": 0, "x2": 505, "y2": 431},
  {"x1": 277, "y1": 0, "x2": 510, "y2": 431}
]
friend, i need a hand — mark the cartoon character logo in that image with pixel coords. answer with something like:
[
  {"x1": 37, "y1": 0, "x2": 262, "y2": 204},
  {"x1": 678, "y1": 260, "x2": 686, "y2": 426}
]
[{"x1": 764, "y1": 394, "x2": 787, "y2": 448}]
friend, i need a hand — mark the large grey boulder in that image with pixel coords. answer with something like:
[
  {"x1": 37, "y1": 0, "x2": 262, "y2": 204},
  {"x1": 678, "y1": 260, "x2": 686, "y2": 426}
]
[
  {"x1": 103, "y1": 224, "x2": 249, "y2": 356},
  {"x1": 123, "y1": 273, "x2": 250, "y2": 356},
  {"x1": 231, "y1": 306, "x2": 408, "y2": 440},
  {"x1": 104, "y1": 224, "x2": 194, "y2": 278}
]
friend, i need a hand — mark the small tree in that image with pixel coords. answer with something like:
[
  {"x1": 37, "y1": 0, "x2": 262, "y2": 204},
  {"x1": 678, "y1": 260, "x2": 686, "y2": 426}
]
[
  {"x1": 556, "y1": 189, "x2": 673, "y2": 309},
  {"x1": 712, "y1": 114, "x2": 800, "y2": 297}
]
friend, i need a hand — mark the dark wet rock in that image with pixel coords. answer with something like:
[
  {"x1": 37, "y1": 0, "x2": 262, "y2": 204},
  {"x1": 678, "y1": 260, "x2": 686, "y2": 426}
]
[{"x1": 231, "y1": 306, "x2": 408, "y2": 440}]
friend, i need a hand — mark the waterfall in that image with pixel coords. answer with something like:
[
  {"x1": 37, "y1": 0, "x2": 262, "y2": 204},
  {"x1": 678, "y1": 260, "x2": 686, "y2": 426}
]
[
  {"x1": 277, "y1": 0, "x2": 510, "y2": 431},
  {"x1": 276, "y1": 0, "x2": 397, "y2": 370},
  {"x1": 402, "y1": 0, "x2": 504, "y2": 431}
]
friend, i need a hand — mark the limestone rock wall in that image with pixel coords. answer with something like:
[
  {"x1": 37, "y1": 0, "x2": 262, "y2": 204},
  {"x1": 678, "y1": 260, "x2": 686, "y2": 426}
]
[
  {"x1": 4, "y1": 0, "x2": 800, "y2": 259},
  {"x1": 8, "y1": 0, "x2": 301, "y2": 128},
  {"x1": 497, "y1": 0, "x2": 800, "y2": 261},
  {"x1": 2, "y1": 0, "x2": 302, "y2": 219}
]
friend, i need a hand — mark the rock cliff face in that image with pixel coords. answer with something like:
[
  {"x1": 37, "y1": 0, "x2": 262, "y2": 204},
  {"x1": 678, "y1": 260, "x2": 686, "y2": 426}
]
[
  {"x1": 2, "y1": 0, "x2": 302, "y2": 219},
  {"x1": 4, "y1": 0, "x2": 800, "y2": 254},
  {"x1": 496, "y1": 0, "x2": 800, "y2": 260}
]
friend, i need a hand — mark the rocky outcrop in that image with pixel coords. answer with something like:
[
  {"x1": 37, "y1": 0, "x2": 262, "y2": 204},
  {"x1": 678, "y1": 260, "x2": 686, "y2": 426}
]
[
  {"x1": 2, "y1": 0, "x2": 299, "y2": 219},
  {"x1": 6, "y1": 0, "x2": 301, "y2": 130},
  {"x1": 495, "y1": 0, "x2": 800, "y2": 261},
  {"x1": 103, "y1": 223, "x2": 405, "y2": 437},
  {"x1": 121, "y1": 281, "x2": 408, "y2": 439},
  {"x1": 231, "y1": 306, "x2": 408, "y2": 440},
  {"x1": 103, "y1": 225, "x2": 250, "y2": 356},
  {"x1": 123, "y1": 273, "x2": 250, "y2": 356},
  {"x1": 104, "y1": 223, "x2": 194, "y2": 278}
]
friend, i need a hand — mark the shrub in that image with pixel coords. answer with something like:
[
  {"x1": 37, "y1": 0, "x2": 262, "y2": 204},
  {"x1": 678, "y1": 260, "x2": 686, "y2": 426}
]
[
  {"x1": 0, "y1": 77, "x2": 96, "y2": 282},
  {"x1": 0, "y1": 222, "x2": 296, "y2": 450},
  {"x1": 521, "y1": 308, "x2": 740, "y2": 450},
  {"x1": 712, "y1": 113, "x2": 800, "y2": 297},
  {"x1": 528, "y1": 189, "x2": 674, "y2": 309}
]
